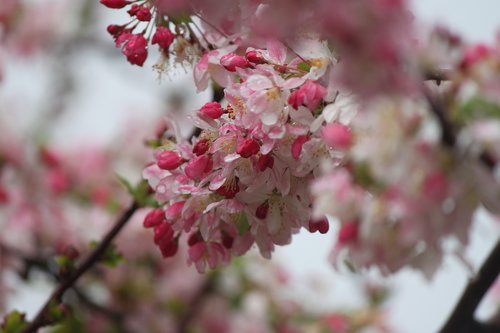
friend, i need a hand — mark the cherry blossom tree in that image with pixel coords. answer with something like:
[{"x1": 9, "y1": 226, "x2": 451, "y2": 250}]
[{"x1": 1, "y1": 0, "x2": 500, "y2": 332}]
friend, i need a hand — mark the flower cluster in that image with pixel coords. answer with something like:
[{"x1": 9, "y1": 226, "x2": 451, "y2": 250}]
[
  {"x1": 101, "y1": 0, "x2": 500, "y2": 278},
  {"x1": 102, "y1": 0, "x2": 179, "y2": 66},
  {"x1": 143, "y1": 38, "x2": 355, "y2": 272}
]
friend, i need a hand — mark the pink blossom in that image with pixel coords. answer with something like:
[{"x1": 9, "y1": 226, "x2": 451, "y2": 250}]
[
  {"x1": 157, "y1": 150, "x2": 184, "y2": 170},
  {"x1": 288, "y1": 80, "x2": 326, "y2": 111}
]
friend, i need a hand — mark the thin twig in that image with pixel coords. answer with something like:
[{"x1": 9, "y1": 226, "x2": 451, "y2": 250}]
[{"x1": 21, "y1": 201, "x2": 139, "y2": 333}]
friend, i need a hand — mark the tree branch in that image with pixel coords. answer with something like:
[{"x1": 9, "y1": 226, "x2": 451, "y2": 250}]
[
  {"x1": 438, "y1": 239, "x2": 500, "y2": 333},
  {"x1": 423, "y1": 84, "x2": 500, "y2": 333},
  {"x1": 21, "y1": 201, "x2": 139, "y2": 333}
]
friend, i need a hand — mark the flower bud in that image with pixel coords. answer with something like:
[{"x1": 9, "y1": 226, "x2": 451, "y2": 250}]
[
  {"x1": 245, "y1": 50, "x2": 266, "y2": 64},
  {"x1": 143, "y1": 209, "x2": 166, "y2": 228},
  {"x1": 100, "y1": 0, "x2": 130, "y2": 9},
  {"x1": 121, "y1": 34, "x2": 148, "y2": 66},
  {"x1": 157, "y1": 150, "x2": 184, "y2": 170},
  {"x1": 152, "y1": 27, "x2": 175, "y2": 50},
  {"x1": 309, "y1": 218, "x2": 329, "y2": 234},
  {"x1": 192, "y1": 138, "x2": 210, "y2": 156},
  {"x1": 185, "y1": 155, "x2": 211, "y2": 180},
  {"x1": 198, "y1": 101, "x2": 224, "y2": 119},
  {"x1": 321, "y1": 123, "x2": 352, "y2": 150},
  {"x1": 255, "y1": 202, "x2": 269, "y2": 219},
  {"x1": 257, "y1": 154, "x2": 274, "y2": 171},
  {"x1": 236, "y1": 138, "x2": 260, "y2": 158},
  {"x1": 220, "y1": 53, "x2": 249, "y2": 72}
]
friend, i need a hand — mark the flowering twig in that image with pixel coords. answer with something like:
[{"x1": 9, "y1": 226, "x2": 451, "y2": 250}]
[{"x1": 21, "y1": 201, "x2": 139, "y2": 333}]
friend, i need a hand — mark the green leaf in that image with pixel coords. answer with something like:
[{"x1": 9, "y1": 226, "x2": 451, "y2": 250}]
[
  {"x1": 1, "y1": 311, "x2": 28, "y2": 333},
  {"x1": 115, "y1": 174, "x2": 135, "y2": 196},
  {"x1": 456, "y1": 96, "x2": 500, "y2": 122},
  {"x1": 115, "y1": 176, "x2": 159, "y2": 208}
]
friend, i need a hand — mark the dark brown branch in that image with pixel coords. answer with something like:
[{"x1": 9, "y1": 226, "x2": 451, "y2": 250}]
[
  {"x1": 21, "y1": 201, "x2": 139, "y2": 333},
  {"x1": 438, "y1": 240, "x2": 500, "y2": 333}
]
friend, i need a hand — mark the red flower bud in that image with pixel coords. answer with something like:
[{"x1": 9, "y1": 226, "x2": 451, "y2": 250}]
[
  {"x1": 136, "y1": 7, "x2": 152, "y2": 21},
  {"x1": 157, "y1": 150, "x2": 183, "y2": 170},
  {"x1": 257, "y1": 154, "x2": 274, "y2": 171},
  {"x1": 121, "y1": 34, "x2": 148, "y2": 66},
  {"x1": 107, "y1": 24, "x2": 124, "y2": 36},
  {"x1": 153, "y1": 223, "x2": 174, "y2": 245},
  {"x1": 236, "y1": 138, "x2": 260, "y2": 158},
  {"x1": 159, "y1": 239, "x2": 178, "y2": 258},
  {"x1": 220, "y1": 53, "x2": 249, "y2": 72},
  {"x1": 255, "y1": 202, "x2": 269, "y2": 219},
  {"x1": 309, "y1": 218, "x2": 329, "y2": 234},
  {"x1": 152, "y1": 27, "x2": 175, "y2": 50},
  {"x1": 143, "y1": 209, "x2": 166, "y2": 228},
  {"x1": 192, "y1": 138, "x2": 210, "y2": 156},
  {"x1": 198, "y1": 101, "x2": 224, "y2": 119},
  {"x1": 245, "y1": 50, "x2": 266, "y2": 64},
  {"x1": 100, "y1": 0, "x2": 130, "y2": 9}
]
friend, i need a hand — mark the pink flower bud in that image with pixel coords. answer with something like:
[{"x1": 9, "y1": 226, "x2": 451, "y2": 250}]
[
  {"x1": 245, "y1": 50, "x2": 266, "y2": 64},
  {"x1": 127, "y1": 4, "x2": 140, "y2": 15},
  {"x1": 309, "y1": 218, "x2": 329, "y2": 234},
  {"x1": 288, "y1": 80, "x2": 326, "y2": 111},
  {"x1": 143, "y1": 209, "x2": 166, "y2": 228},
  {"x1": 257, "y1": 154, "x2": 274, "y2": 171},
  {"x1": 100, "y1": 0, "x2": 130, "y2": 9},
  {"x1": 152, "y1": 27, "x2": 175, "y2": 50},
  {"x1": 185, "y1": 155, "x2": 211, "y2": 180},
  {"x1": 338, "y1": 221, "x2": 359, "y2": 244},
  {"x1": 236, "y1": 138, "x2": 260, "y2": 158},
  {"x1": 220, "y1": 53, "x2": 249, "y2": 72},
  {"x1": 291, "y1": 135, "x2": 309, "y2": 160},
  {"x1": 159, "y1": 239, "x2": 178, "y2": 258},
  {"x1": 157, "y1": 150, "x2": 183, "y2": 170},
  {"x1": 255, "y1": 202, "x2": 269, "y2": 219},
  {"x1": 321, "y1": 123, "x2": 352, "y2": 150},
  {"x1": 153, "y1": 223, "x2": 174, "y2": 245},
  {"x1": 192, "y1": 138, "x2": 210, "y2": 156},
  {"x1": 198, "y1": 101, "x2": 224, "y2": 119},
  {"x1": 135, "y1": 7, "x2": 152, "y2": 21},
  {"x1": 107, "y1": 24, "x2": 124, "y2": 36},
  {"x1": 121, "y1": 34, "x2": 148, "y2": 66}
]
